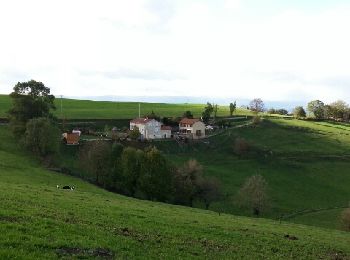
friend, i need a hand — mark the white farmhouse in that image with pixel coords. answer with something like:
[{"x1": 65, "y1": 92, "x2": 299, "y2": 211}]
[
  {"x1": 130, "y1": 118, "x2": 171, "y2": 140},
  {"x1": 179, "y1": 118, "x2": 206, "y2": 139}
]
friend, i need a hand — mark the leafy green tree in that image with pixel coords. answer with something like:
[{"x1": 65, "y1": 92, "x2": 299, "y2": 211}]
[
  {"x1": 202, "y1": 102, "x2": 214, "y2": 124},
  {"x1": 138, "y1": 147, "x2": 172, "y2": 202},
  {"x1": 24, "y1": 117, "x2": 60, "y2": 157},
  {"x1": 129, "y1": 126, "x2": 141, "y2": 140},
  {"x1": 229, "y1": 102, "x2": 237, "y2": 116},
  {"x1": 267, "y1": 108, "x2": 276, "y2": 114},
  {"x1": 183, "y1": 111, "x2": 194, "y2": 119},
  {"x1": 8, "y1": 80, "x2": 56, "y2": 136},
  {"x1": 307, "y1": 100, "x2": 325, "y2": 120},
  {"x1": 249, "y1": 98, "x2": 264, "y2": 113},
  {"x1": 276, "y1": 109, "x2": 288, "y2": 115},
  {"x1": 236, "y1": 174, "x2": 269, "y2": 217},
  {"x1": 198, "y1": 177, "x2": 221, "y2": 210},
  {"x1": 213, "y1": 104, "x2": 219, "y2": 120},
  {"x1": 79, "y1": 141, "x2": 112, "y2": 187},
  {"x1": 120, "y1": 147, "x2": 144, "y2": 196},
  {"x1": 293, "y1": 106, "x2": 306, "y2": 119},
  {"x1": 328, "y1": 100, "x2": 349, "y2": 120}
]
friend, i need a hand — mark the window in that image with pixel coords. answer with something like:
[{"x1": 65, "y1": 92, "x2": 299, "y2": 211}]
[{"x1": 196, "y1": 130, "x2": 201, "y2": 136}]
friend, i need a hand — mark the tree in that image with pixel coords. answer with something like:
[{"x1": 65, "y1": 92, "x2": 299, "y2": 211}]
[
  {"x1": 8, "y1": 80, "x2": 56, "y2": 136},
  {"x1": 293, "y1": 106, "x2": 306, "y2": 119},
  {"x1": 328, "y1": 100, "x2": 349, "y2": 120},
  {"x1": 340, "y1": 205, "x2": 350, "y2": 232},
  {"x1": 202, "y1": 102, "x2": 214, "y2": 124},
  {"x1": 174, "y1": 159, "x2": 204, "y2": 207},
  {"x1": 145, "y1": 110, "x2": 160, "y2": 121},
  {"x1": 183, "y1": 111, "x2": 193, "y2": 119},
  {"x1": 213, "y1": 104, "x2": 218, "y2": 120},
  {"x1": 129, "y1": 126, "x2": 141, "y2": 140},
  {"x1": 138, "y1": 147, "x2": 172, "y2": 202},
  {"x1": 249, "y1": 98, "x2": 264, "y2": 113},
  {"x1": 267, "y1": 108, "x2": 276, "y2": 114},
  {"x1": 229, "y1": 102, "x2": 237, "y2": 117},
  {"x1": 24, "y1": 117, "x2": 60, "y2": 157},
  {"x1": 307, "y1": 100, "x2": 325, "y2": 120},
  {"x1": 236, "y1": 174, "x2": 269, "y2": 216},
  {"x1": 198, "y1": 177, "x2": 221, "y2": 210},
  {"x1": 79, "y1": 141, "x2": 112, "y2": 187},
  {"x1": 276, "y1": 109, "x2": 288, "y2": 115},
  {"x1": 120, "y1": 147, "x2": 144, "y2": 196}
]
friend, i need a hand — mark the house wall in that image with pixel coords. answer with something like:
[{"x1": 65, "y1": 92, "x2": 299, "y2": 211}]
[
  {"x1": 160, "y1": 130, "x2": 171, "y2": 138},
  {"x1": 191, "y1": 122, "x2": 206, "y2": 139}
]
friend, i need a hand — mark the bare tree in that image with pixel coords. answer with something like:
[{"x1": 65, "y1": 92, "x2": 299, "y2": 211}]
[
  {"x1": 198, "y1": 177, "x2": 221, "y2": 210},
  {"x1": 249, "y1": 98, "x2": 265, "y2": 113},
  {"x1": 236, "y1": 174, "x2": 269, "y2": 216}
]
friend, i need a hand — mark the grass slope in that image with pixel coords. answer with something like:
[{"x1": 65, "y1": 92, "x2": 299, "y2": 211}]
[
  {"x1": 155, "y1": 118, "x2": 350, "y2": 229},
  {"x1": 0, "y1": 94, "x2": 250, "y2": 119},
  {"x1": 1, "y1": 126, "x2": 350, "y2": 259}
]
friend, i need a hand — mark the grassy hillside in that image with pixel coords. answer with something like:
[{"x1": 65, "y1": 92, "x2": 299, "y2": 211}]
[
  {"x1": 155, "y1": 118, "x2": 350, "y2": 229},
  {"x1": 0, "y1": 94, "x2": 250, "y2": 119},
  {"x1": 1, "y1": 126, "x2": 350, "y2": 259}
]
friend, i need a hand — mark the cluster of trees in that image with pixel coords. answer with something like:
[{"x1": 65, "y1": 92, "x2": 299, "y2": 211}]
[
  {"x1": 292, "y1": 100, "x2": 350, "y2": 121},
  {"x1": 8, "y1": 80, "x2": 60, "y2": 158},
  {"x1": 79, "y1": 142, "x2": 222, "y2": 209},
  {"x1": 267, "y1": 108, "x2": 288, "y2": 115}
]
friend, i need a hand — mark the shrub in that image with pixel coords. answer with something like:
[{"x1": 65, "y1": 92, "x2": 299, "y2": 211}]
[
  {"x1": 252, "y1": 116, "x2": 261, "y2": 126},
  {"x1": 340, "y1": 207, "x2": 350, "y2": 232},
  {"x1": 24, "y1": 117, "x2": 60, "y2": 157},
  {"x1": 234, "y1": 137, "x2": 249, "y2": 156}
]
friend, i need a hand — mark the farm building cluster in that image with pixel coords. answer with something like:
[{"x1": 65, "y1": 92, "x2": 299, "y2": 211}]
[{"x1": 130, "y1": 117, "x2": 206, "y2": 140}]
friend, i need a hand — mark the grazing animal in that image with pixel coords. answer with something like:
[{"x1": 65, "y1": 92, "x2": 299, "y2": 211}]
[
  {"x1": 56, "y1": 185, "x2": 60, "y2": 189},
  {"x1": 62, "y1": 185, "x2": 75, "y2": 190}
]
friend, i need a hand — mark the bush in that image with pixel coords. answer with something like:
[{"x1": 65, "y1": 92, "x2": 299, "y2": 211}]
[
  {"x1": 340, "y1": 207, "x2": 350, "y2": 232},
  {"x1": 234, "y1": 137, "x2": 249, "y2": 156},
  {"x1": 252, "y1": 116, "x2": 261, "y2": 126},
  {"x1": 24, "y1": 117, "x2": 60, "y2": 157}
]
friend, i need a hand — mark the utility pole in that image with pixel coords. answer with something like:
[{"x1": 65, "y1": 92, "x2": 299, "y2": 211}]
[
  {"x1": 139, "y1": 103, "x2": 141, "y2": 118},
  {"x1": 60, "y1": 95, "x2": 63, "y2": 119}
]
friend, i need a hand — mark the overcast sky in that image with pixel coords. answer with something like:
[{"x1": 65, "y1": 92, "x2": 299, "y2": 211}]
[{"x1": 0, "y1": 0, "x2": 349, "y2": 103}]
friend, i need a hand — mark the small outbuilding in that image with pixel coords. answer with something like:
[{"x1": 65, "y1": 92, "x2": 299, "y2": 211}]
[{"x1": 179, "y1": 118, "x2": 206, "y2": 139}]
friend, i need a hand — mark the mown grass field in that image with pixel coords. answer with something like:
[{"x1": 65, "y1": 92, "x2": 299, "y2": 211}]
[
  {"x1": 0, "y1": 94, "x2": 251, "y2": 119},
  {"x1": 1, "y1": 125, "x2": 350, "y2": 259},
  {"x1": 155, "y1": 118, "x2": 350, "y2": 229}
]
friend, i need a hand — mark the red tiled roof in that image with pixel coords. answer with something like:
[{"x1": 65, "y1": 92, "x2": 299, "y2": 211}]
[
  {"x1": 179, "y1": 118, "x2": 201, "y2": 126},
  {"x1": 130, "y1": 118, "x2": 153, "y2": 124},
  {"x1": 161, "y1": 126, "x2": 172, "y2": 130}
]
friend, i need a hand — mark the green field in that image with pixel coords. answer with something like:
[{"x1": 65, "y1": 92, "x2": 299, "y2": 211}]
[
  {"x1": 1, "y1": 125, "x2": 350, "y2": 259},
  {"x1": 154, "y1": 118, "x2": 350, "y2": 229},
  {"x1": 0, "y1": 94, "x2": 251, "y2": 119}
]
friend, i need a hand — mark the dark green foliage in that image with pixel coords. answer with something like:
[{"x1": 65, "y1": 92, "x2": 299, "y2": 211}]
[
  {"x1": 129, "y1": 127, "x2": 141, "y2": 140},
  {"x1": 145, "y1": 110, "x2": 160, "y2": 121},
  {"x1": 120, "y1": 147, "x2": 144, "y2": 196},
  {"x1": 269, "y1": 108, "x2": 288, "y2": 115},
  {"x1": 229, "y1": 101, "x2": 236, "y2": 116},
  {"x1": 307, "y1": 100, "x2": 325, "y2": 119},
  {"x1": 79, "y1": 141, "x2": 112, "y2": 188},
  {"x1": 138, "y1": 147, "x2": 173, "y2": 201},
  {"x1": 183, "y1": 110, "x2": 193, "y2": 119},
  {"x1": 198, "y1": 177, "x2": 221, "y2": 210},
  {"x1": 8, "y1": 80, "x2": 55, "y2": 136},
  {"x1": 24, "y1": 117, "x2": 60, "y2": 157},
  {"x1": 202, "y1": 102, "x2": 214, "y2": 123},
  {"x1": 293, "y1": 106, "x2": 306, "y2": 118}
]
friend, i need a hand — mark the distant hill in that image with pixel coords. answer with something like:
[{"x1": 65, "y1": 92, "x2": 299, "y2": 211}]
[
  {"x1": 1, "y1": 124, "x2": 350, "y2": 259},
  {"x1": 0, "y1": 94, "x2": 254, "y2": 119}
]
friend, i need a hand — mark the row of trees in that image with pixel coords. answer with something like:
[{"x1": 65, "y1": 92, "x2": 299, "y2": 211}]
[
  {"x1": 79, "y1": 142, "x2": 222, "y2": 209},
  {"x1": 292, "y1": 100, "x2": 350, "y2": 121}
]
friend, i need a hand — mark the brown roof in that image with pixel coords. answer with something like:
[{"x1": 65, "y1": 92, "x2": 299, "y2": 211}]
[
  {"x1": 179, "y1": 118, "x2": 201, "y2": 126},
  {"x1": 161, "y1": 126, "x2": 172, "y2": 130},
  {"x1": 130, "y1": 118, "x2": 153, "y2": 124},
  {"x1": 64, "y1": 133, "x2": 80, "y2": 145}
]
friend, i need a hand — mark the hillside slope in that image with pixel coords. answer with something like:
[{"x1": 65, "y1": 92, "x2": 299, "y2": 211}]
[
  {"x1": 0, "y1": 94, "x2": 251, "y2": 119},
  {"x1": 1, "y1": 126, "x2": 350, "y2": 259}
]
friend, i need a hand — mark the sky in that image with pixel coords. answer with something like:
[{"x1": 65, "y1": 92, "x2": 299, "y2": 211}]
[{"x1": 0, "y1": 0, "x2": 350, "y2": 104}]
